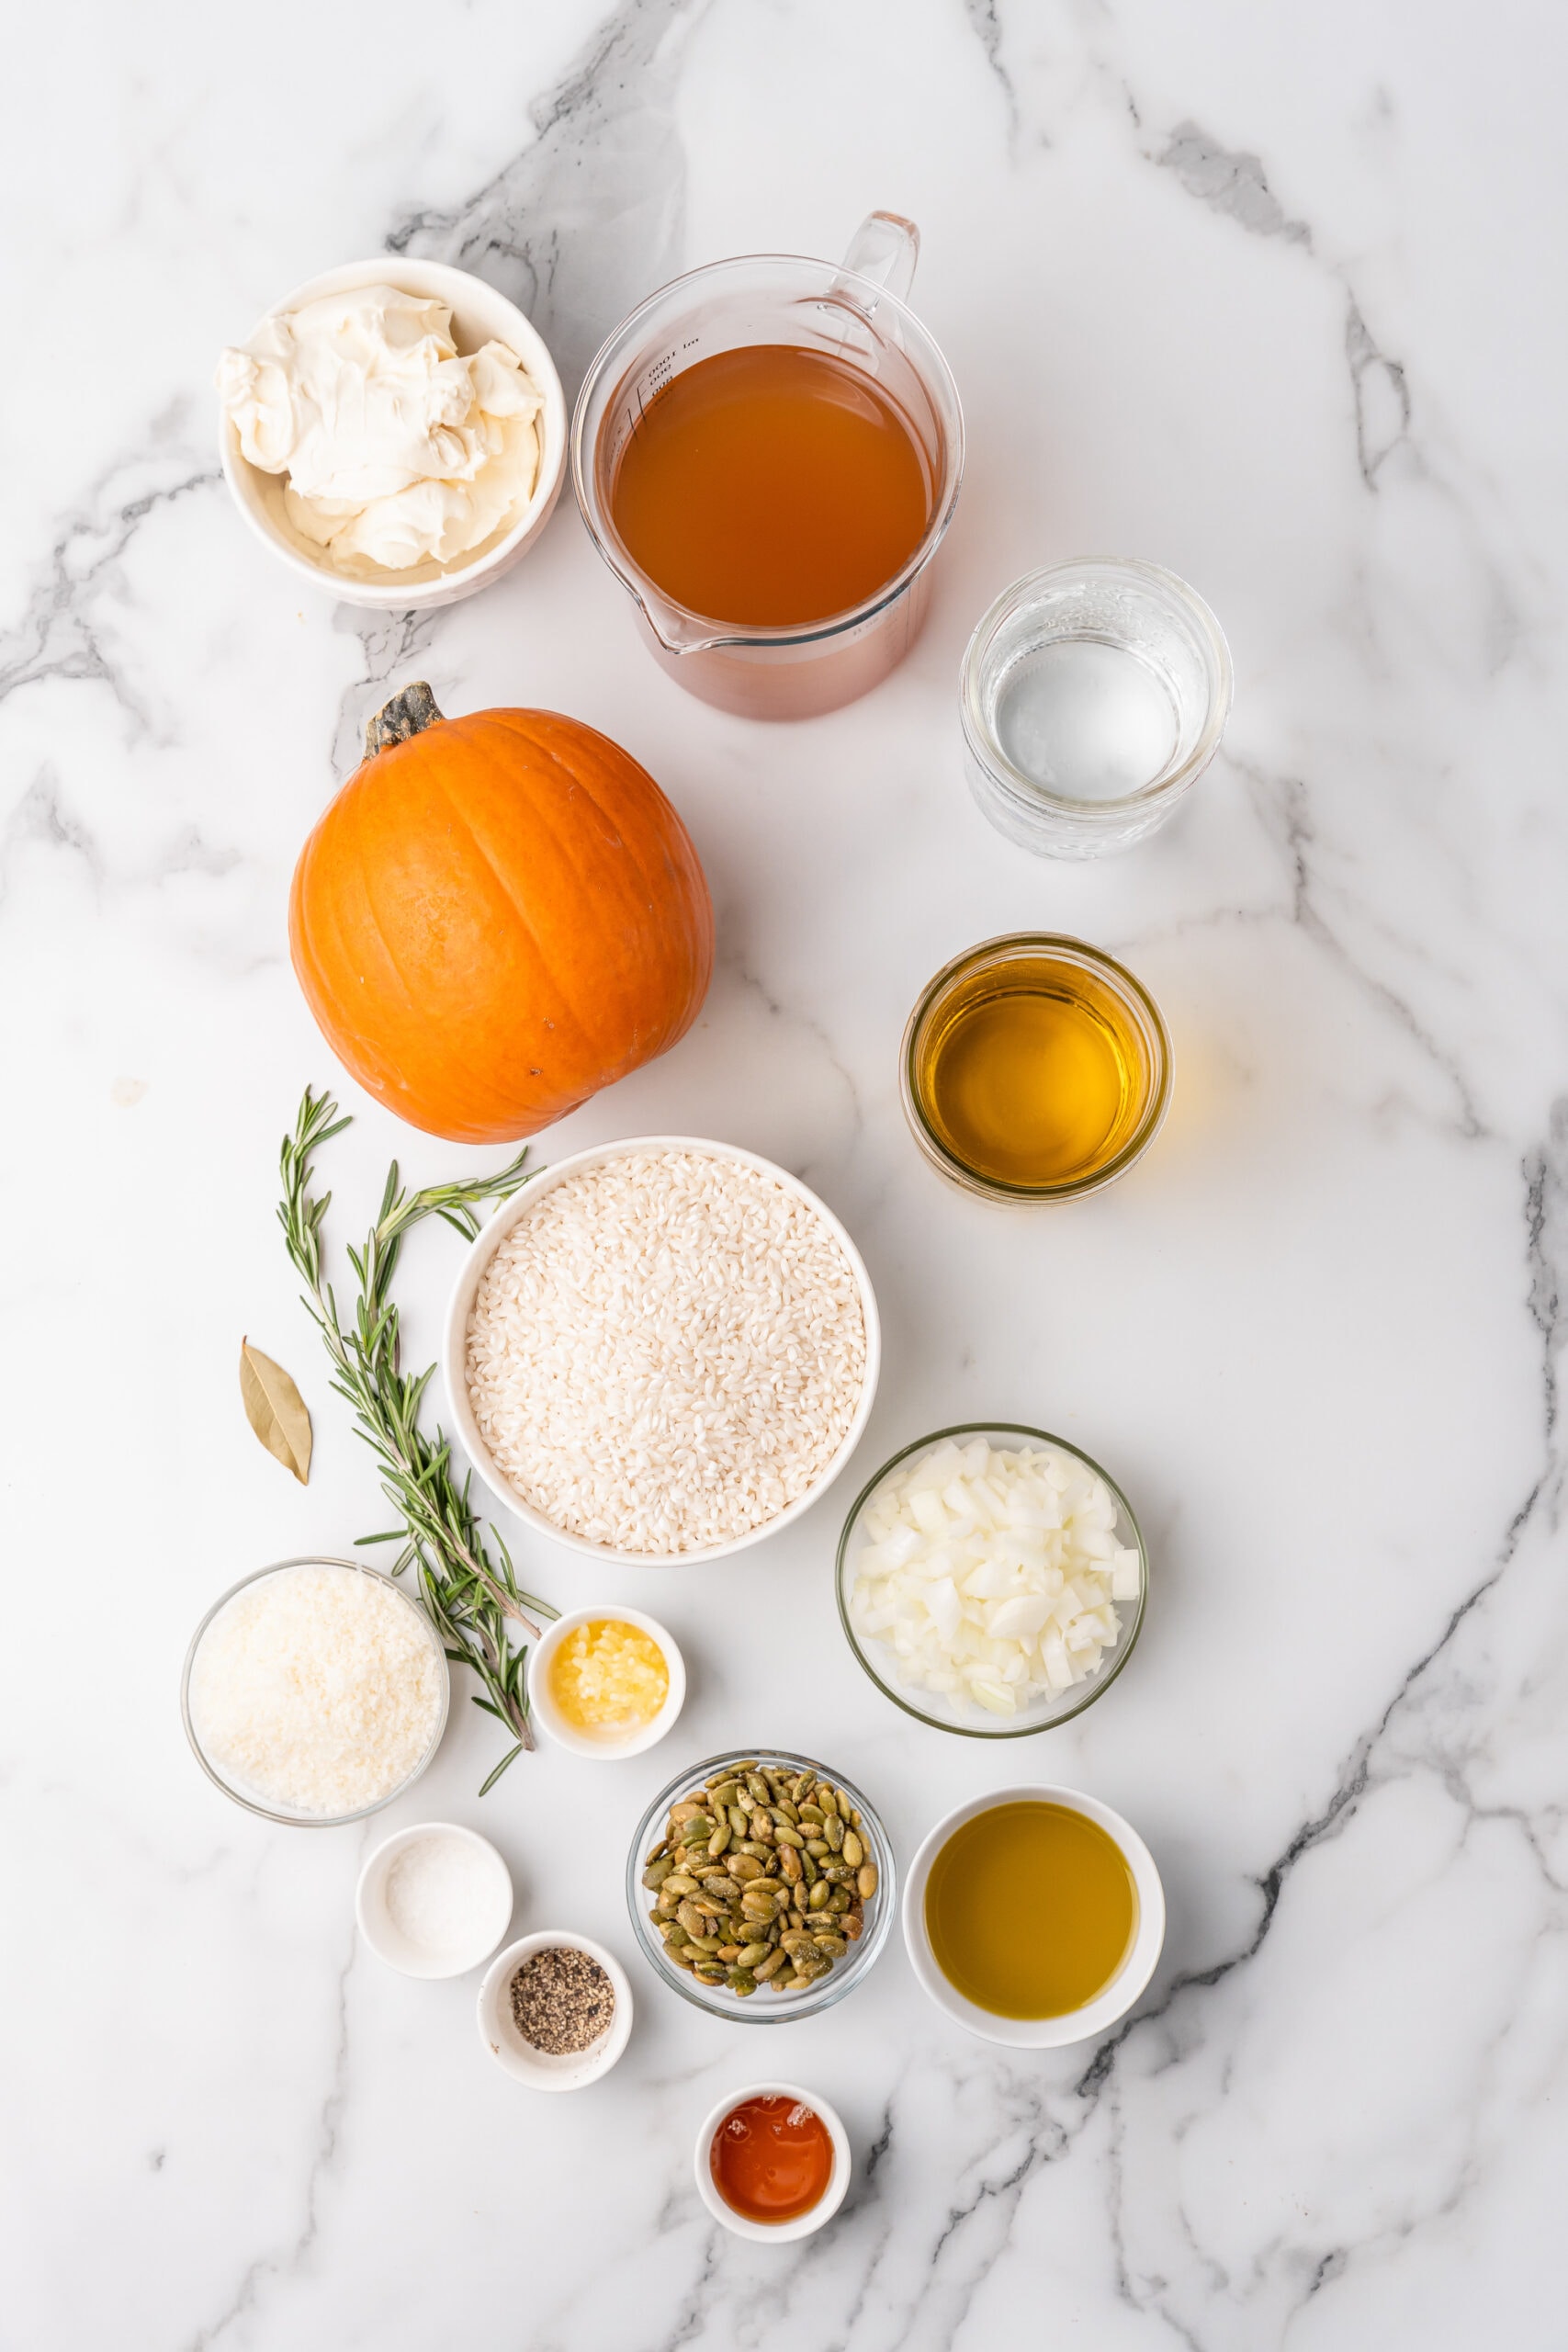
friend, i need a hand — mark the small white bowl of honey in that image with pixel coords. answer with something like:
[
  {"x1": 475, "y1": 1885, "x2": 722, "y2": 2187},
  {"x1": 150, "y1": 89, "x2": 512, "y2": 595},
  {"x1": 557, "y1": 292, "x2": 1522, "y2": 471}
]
[{"x1": 526, "y1": 1607, "x2": 685, "y2": 1759}]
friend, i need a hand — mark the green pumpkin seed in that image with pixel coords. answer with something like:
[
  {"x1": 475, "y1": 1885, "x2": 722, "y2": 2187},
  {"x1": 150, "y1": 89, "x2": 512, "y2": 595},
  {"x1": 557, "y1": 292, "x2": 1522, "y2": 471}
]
[
  {"x1": 857, "y1": 1862, "x2": 879, "y2": 1900},
  {"x1": 649, "y1": 1757, "x2": 882, "y2": 2006}
]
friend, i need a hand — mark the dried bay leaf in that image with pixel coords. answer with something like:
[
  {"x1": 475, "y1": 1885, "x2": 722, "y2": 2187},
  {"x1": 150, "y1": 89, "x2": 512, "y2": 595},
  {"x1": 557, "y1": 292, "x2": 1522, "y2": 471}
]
[{"x1": 240, "y1": 1338, "x2": 312, "y2": 1484}]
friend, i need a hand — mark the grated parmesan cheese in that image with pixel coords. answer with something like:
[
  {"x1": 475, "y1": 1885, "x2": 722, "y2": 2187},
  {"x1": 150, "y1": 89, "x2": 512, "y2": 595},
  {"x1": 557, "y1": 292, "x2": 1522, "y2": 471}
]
[{"x1": 188, "y1": 1564, "x2": 445, "y2": 1815}]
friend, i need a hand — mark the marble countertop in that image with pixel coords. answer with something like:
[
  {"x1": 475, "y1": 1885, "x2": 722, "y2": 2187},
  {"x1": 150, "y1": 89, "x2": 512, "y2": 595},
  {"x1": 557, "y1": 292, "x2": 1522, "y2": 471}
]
[{"x1": 6, "y1": 2, "x2": 1566, "y2": 2345}]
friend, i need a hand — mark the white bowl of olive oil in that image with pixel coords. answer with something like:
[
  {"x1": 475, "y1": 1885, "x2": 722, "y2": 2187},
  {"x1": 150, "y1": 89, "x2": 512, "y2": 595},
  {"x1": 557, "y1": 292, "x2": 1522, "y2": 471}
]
[{"x1": 902, "y1": 1785, "x2": 1165, "y2": 2046}]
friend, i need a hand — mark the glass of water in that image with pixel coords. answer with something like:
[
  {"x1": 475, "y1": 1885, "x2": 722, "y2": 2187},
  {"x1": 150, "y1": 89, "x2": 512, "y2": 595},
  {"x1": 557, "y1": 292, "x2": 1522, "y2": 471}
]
[{"x1": 960, "y1": 559, "x2": 1232, "y2": 859}]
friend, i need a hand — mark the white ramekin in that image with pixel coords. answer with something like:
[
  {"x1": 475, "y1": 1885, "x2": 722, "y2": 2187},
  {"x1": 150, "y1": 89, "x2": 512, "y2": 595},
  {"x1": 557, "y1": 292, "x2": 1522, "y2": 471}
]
[
  {"x1": 355, "y1": 1822, "x2": 513, "y2": 1979},
  {"x1": 525, "y1": 1606, "x2": 685, "y2": 1759},
  {"x1": 901, "y1": 1784, "x2": 1166, "y2": 2047},
  {"x1": 218, "y1": 257, "x2": 568, "y2": 610},
  {"x1": 443, "y1": 1136, "x2": 882, "y2": 1568},
  {"x1": 477, "y1": 1931, "x2": 634, "y2": 2091},
  {"x1": 694, "y1": 2083, "x2": 852, "y2": 2242}
]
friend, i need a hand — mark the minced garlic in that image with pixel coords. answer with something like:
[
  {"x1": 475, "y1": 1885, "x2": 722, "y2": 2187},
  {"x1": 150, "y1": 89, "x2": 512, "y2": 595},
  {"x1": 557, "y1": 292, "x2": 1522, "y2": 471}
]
[{"x1": 548, "y1": 1619, "x2": 669, "y2": 1735}]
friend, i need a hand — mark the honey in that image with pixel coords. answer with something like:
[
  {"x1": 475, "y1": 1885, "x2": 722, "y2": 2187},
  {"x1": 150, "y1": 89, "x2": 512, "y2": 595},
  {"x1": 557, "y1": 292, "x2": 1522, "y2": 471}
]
[
  {"x1": 925, "y1": 1801, "x2": 1137, "y2": 2018},
  {"x1": 547, "y1": 1618, "x2": 668, "y2": 1737},
  {"x1": 907, "y1": 937, "x2": 1168, "y2": 1196},
  {"x1": 608, "y1": 344, "x2": 931, "y2": 628},
  {"x1": 709, "y1": 2096, "x2": 834, "y2": 2224}
]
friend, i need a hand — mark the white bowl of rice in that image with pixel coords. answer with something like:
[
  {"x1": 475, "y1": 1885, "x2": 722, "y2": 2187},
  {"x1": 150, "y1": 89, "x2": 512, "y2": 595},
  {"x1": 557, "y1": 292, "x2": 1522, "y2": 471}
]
[{"x1": 444, "y1": 1137, "x2": 880, "y2": 1566}]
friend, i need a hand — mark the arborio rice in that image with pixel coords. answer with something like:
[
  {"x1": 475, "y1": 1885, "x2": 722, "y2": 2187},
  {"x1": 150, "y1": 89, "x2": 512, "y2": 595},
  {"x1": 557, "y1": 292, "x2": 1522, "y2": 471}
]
[{"x1": 465, "y1": 1150, "x2": 867, "y2": 1555}]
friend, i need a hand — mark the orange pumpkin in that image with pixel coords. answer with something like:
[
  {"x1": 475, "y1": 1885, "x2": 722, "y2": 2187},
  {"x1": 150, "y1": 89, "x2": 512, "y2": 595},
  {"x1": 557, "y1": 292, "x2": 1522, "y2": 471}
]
[{"x1": 288, "y1": 684, "x2": 714, "y2": 1143}]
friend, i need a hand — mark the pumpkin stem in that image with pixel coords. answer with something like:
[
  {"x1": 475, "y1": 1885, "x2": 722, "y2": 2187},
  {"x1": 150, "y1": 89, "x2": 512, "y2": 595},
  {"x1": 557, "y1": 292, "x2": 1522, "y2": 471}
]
[{"x1": 366, "y1": 682, "x2": 445, "y2": 757}]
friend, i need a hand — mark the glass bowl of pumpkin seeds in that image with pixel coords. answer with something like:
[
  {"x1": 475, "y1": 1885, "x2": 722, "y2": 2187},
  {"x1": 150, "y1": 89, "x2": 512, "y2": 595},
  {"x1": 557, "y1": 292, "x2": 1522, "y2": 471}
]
[{"x1": 626, "y1": 1749, "x2": 897, "y2": 2020}]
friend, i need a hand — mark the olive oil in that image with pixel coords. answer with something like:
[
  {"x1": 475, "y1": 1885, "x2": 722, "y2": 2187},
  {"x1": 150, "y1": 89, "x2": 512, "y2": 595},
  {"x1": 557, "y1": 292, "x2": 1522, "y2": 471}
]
[
  {"x1": 925, "y1": 1801, "x2": 1136, "y2": 2018},
  {"x1": 908, "y1": 937, "x2": 1165, "y2": 1195}
]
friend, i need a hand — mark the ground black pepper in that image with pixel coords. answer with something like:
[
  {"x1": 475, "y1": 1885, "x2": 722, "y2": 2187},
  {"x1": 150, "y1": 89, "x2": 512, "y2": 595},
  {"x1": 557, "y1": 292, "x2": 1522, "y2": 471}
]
[{"x1": 509, "y1": 1946, "x2": 615, "y2": 2054}]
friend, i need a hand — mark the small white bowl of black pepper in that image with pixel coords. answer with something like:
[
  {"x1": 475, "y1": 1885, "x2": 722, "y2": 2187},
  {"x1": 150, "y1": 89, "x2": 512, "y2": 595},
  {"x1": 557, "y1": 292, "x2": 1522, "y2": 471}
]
[{"x1": 477, "y1": 1930, "x2": 633, "y2": 2090}]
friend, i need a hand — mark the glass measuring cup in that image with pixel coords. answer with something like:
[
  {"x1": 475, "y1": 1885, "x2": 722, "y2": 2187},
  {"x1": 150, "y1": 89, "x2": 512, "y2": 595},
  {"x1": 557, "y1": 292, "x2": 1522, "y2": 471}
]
[{"x1": 571, "y1": 214, "x2": 964, "y2": 720}]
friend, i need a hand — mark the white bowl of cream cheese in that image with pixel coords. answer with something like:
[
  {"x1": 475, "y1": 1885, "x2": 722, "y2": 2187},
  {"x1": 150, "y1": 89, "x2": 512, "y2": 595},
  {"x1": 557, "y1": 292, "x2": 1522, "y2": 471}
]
[{"x1": 217, "y1": 258, "x2": 567, "y2": 609}]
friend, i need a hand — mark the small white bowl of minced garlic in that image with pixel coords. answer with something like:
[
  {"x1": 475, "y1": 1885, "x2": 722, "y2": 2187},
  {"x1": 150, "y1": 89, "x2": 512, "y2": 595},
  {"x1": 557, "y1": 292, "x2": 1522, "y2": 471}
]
[{"x1": 526, "y1": 1608, "x2": 685, "y2": 1759}]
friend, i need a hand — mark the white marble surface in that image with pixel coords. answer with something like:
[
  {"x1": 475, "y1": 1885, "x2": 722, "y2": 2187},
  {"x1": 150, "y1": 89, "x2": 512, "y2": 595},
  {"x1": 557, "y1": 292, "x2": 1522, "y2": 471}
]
[{"x1": 5, "y1": 2, "x2": 1567, "y2": 2344}]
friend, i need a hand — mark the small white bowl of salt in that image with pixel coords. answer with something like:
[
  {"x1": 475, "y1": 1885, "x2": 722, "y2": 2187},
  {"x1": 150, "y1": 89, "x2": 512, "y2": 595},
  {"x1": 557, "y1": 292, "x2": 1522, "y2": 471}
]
[{"x1": 356, "y1": 1823, "x2": 514, "y2": 1979}]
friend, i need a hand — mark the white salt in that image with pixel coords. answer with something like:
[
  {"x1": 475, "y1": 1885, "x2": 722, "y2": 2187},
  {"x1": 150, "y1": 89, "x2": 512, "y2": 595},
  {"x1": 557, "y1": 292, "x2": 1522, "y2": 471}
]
[
  {"x1": 995, "y1": 639, "x2": 1178, "y2": 803},
  {"x1": 384, "y1": 1833, "x2": 504, "y2": 1964}
]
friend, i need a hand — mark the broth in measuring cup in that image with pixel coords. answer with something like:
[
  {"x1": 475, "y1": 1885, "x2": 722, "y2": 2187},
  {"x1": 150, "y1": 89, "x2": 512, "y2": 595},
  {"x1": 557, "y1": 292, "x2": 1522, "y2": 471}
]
[{"x1": 609, "y1": 345, "x2": 932, "y2": 628}]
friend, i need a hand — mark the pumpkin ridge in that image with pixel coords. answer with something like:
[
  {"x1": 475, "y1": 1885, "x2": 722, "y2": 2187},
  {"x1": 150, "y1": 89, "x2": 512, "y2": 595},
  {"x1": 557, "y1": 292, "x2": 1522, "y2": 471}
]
[
  {"x1": 457, "y1": 716, "x2": 666, "y2": 1025},
  {"x1": 332, "y1": 754, "x2": 525, "y2": 1134},
  {"x1": 428, "y1": 755, "x2": 610, "y2": 1087},
  {"x1": 485, "y1": 712, "x2": 705, "y2": 1053}
]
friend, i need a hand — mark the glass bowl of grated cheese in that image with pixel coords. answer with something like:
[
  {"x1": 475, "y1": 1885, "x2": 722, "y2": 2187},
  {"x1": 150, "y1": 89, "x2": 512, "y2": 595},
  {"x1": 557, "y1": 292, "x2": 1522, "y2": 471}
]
[
  {"x1": 835, "y1": 1425, "x2": 1147, "y2": 1738},
  {"x1": 181, "y1": 1557, "x2": 450, "y2": 1826}
]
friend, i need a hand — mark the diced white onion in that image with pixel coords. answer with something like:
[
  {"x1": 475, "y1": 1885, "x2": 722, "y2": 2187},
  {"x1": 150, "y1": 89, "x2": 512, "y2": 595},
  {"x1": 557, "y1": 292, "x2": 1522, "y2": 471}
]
[{"x1": 847, "y1": 1437, "x2": 1139, "y2": 1716}]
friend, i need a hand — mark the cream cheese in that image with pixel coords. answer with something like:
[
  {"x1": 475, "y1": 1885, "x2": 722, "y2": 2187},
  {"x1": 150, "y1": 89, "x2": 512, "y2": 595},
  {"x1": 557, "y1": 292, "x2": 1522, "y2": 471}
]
[{"x1": 217, "y1": 284, "x2": 543, "y2": 575}]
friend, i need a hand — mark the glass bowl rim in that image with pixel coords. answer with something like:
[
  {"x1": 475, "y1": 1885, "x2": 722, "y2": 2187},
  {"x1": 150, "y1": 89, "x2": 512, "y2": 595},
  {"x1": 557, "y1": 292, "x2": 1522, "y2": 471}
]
[
  {"x1": 180, "y1": 1555, "x2": 451, "y2": 1826},
  {"x1": 959, "y1": 555, "x2": 1234, "y2": 818},
  {"x1": 899, "y1": 932, "x2": 1173, "y2": 1204},
  {"x1": 625, "y1": 1746, "x2": 897, "y2": 2021},
  {"x1": 834, "y1": 1421, "x2": 1148, "y2": 1737}
]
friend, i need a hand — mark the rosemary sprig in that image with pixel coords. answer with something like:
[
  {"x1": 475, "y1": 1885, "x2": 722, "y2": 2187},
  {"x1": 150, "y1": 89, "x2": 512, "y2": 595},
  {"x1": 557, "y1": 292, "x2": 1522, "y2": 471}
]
[{"x1": 278, "y1": 1085, "x2": 555, "y2": 1792}]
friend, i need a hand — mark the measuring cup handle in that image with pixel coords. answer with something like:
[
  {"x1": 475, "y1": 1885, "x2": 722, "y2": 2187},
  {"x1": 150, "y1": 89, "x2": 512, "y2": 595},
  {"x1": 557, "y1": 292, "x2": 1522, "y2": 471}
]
[{"x1": 836, "y1": 211, "x2": 920, "y2": 309}]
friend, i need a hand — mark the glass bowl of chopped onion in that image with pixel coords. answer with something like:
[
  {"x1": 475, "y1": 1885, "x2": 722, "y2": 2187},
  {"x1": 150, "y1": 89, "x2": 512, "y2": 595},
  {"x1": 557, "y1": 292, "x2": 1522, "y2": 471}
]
[{"x1": 835, "y1": 1425, "x2": 1148, "y2": 1737}]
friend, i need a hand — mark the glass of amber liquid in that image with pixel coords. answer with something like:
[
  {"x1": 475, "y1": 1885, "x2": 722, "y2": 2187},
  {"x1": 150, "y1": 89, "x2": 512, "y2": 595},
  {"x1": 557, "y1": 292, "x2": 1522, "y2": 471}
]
[
  {"x1": 901, "y1": 934, "x2": 1172, "y2": 1203},
  {"x1": 572, "y1": 214, "x2": 964, "y2": 720}
]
